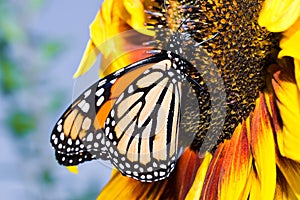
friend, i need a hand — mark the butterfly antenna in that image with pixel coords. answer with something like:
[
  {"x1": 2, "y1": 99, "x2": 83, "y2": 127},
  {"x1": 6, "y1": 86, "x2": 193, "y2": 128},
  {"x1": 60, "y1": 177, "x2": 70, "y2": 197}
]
[{"x1": 194, "y1": 32, "x2": 220, "y2": 47}]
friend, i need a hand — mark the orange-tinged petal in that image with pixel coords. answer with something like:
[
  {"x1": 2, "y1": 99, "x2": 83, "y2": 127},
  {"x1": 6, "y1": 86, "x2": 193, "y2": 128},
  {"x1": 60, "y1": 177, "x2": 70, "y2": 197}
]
[
  {"x1": 161, "y1": 148, "x2": 203, "y2": 199},
  {"x1": 276, "y1": 154, "x2": 300, "y2": 199},
  {"x1": 250, "y1": 93, "x2": 276, "y2": 199},
  {"x1": 258, "y1": 0, "x2": 300, "y2": 32},
  {"x1": 270, "y1": 62, "x2": 300, "y2": 162},
  {"x1": 200, "y1": 142, "x2": 226, "y2": 200},
  {"x1": 219, "y1": 122, "x2": 252, "y2": 200},
  {"x1": 263, "y1": 80, "x2": 283, "y2": 134},
  {"x1": 185, "y1": 153, "x2": 212, "y2": 200},
  {"x1": 98, "y1": 31, "x2": 153, "y2": 77},
  {"x1": 284, "y1": 16, "x2": 300, "y2": 35},
  {"x1": 66, "y1": 166, "x2": 78, "y2": 174}
]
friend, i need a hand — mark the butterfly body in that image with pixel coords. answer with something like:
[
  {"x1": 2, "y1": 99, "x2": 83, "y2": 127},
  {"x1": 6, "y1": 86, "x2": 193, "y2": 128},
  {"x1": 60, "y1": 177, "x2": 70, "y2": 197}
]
[{"x1": 51, "y1": 50, "x2": 201, "y2": 182}]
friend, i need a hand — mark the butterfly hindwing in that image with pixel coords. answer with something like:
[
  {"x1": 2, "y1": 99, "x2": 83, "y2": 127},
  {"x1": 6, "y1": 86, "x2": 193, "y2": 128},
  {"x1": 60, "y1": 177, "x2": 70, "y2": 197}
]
[
  {"x1": 51, "y1": 80, "x2": 110, "y2": 166},
  {"x1": 50, "y1": 55, "x2": 171, "y2": 166}
]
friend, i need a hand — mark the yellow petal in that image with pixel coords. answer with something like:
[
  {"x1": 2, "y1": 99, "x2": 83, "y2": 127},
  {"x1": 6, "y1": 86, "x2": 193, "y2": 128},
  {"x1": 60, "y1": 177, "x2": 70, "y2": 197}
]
[
  {"x1": 73, "y1": 40, "x2": 99, "y2": 78},
  {"x1": 73, "y1": 0, "x2": 153, "y2": 78},
  {"x1": 278, "y1": 21, "x2": 300, "y2": 91},
  {"x1": 97, "y1": 171, "x2": 167, "y2": 199},
  {"x1": 98, "y1": 148, "x2": 203, "y2": 199},
  {"x1": 258, "y1": 0, "x2": 300, "y2": 32},
  {"x1": 270, "y1": 62, "x2": 300, "y2": 162},
  {"x1": 219, "y1": 122, "x2": 252, "y2": 200},
  {"x1": 295, "y1": 59, "x2": 300, "y2": 97},
  {"x1": 185, "y1": 153, "x2": 212, "y2": 200},
  {"x1": 250, "y1": 93, "x2": 276, "y2": 199},
  {"x1": 122, "y1": 0, "x2": 154, "y2": 36},
  {"x1": 276, "y1": 154, "x2": 300, "y2": 199},
  {"x1": 248, "y1": 167, "x2": 262, "y2": 200},
  {"x1": 66, "y1": 166, "x2": 78, "y2": 174},
  {"x1": 278, "y1": 30, "x2": 300, "y2": 61}
]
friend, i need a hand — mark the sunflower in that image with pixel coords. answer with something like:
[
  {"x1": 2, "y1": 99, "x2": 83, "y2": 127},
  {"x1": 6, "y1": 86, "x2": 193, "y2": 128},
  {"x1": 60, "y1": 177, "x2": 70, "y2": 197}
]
[{"x1": 72, "y1": 0, "x2": 300, "y2": 199}]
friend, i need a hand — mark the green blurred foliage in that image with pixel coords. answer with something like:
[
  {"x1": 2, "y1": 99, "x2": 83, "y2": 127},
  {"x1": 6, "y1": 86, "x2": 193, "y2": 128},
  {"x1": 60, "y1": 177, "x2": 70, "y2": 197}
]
[
  {"x1": 41, "y1": 169, "x2": 55, "y2": 185},
  {"x1": 0, "y1": 58, "x2": 22, "y2": 93},
  {"x1": 7, "y1": 110, "x2": 36, "y2": 137},
  {"x1": 0, "y1": 1, "x2": 102, "y2": 199},
  {"x1": 48, "y1": 90, "x2": 68, "y2": 112},
  {"x1": 41, "y1": 40, "x2": 64, "y2": 60},
  {"x1": 0, "y1": 0, "x2": 64, "y2": 138}
]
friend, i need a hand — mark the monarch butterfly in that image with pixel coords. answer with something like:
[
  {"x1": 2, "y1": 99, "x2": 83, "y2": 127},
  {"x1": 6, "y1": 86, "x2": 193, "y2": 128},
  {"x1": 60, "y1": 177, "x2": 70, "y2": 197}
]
[{"x1": 50, "y1": 45, "x2": 208, "y2": 182}]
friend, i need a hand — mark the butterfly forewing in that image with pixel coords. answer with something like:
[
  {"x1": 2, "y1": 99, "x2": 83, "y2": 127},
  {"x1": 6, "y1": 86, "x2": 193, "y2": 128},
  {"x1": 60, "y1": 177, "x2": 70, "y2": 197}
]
[{"x1": 103, "y1": 59, "x2": 189, "y2": 182}]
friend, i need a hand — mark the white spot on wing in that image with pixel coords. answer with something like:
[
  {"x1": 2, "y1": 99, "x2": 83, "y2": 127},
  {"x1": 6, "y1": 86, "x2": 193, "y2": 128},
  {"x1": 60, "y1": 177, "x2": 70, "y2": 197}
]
[
  {"x1": 84, "y1": 89, "x2": 91, "y2": 98},
  {"x1": 78, "y1": 100, "x2": 85, "y2": 108},
  {"x1": 98, "y1": 79, "x2": 106, "y2": 87},
  {"x1": 96, "y1": 96, "x2": 105, "y2": 107},
  {"x1": 110, "y1": 79, "x2": 116, "y2": 84},
  {"x1": 81, "y1": 103, "x2": 90, "y2": 113},
  {"x1": 86, "y1": 133, "x2": 93, "y2": 142},
  {"x1": 127, "y1": 85, "x2": 134, "y2": 93},
  {"x1": 67, "y1": 138, "x2": 72, "y2": 145},
  {"x1": 96, "y1": 88, "x2": 104, "y2": 97},
  {"x1": 82, "y1": 117, "x2": 91, "y2": 130},
  {"x1": 114, "y1": 68, "x2": 124, "y2": 76},
  {"x1": 60, "y1": 132, "x2": 65, "y2": 141}
]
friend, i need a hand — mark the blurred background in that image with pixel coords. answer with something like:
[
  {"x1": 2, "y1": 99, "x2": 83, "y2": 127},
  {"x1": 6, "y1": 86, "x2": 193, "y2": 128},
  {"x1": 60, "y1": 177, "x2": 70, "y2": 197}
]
[{"x1": 0, "y1": 0, "x2": 113, "y2": 199}]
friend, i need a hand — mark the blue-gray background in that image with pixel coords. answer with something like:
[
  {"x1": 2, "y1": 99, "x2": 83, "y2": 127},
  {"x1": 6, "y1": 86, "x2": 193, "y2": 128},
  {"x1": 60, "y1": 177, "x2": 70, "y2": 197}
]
[{"x1": 0, "y1": 1, "x2": 113, "y2": 199}]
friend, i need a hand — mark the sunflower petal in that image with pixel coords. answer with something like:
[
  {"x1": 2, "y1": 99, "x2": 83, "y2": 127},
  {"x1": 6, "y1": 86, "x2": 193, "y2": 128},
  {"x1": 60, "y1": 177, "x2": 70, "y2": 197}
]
[
  {"x1": 219, "y1": 122, "x2": 252, "y2": 200},
  {"x1": 122, "y1": 0, "x2": 154, "y2": 36},
  {"x1": 98, "y1": 32, "x2": 152, "y2": 77},
  {"x1": 97, "y1": 148, "x2": 203, "y2": 200},
  {"x1": 97, "y1": 170, "x2": 167, "y2": 200},
  {"x1": 283, "y1": 16, "x2": 300, "y2": 36},
  {"x1": 200, "y1": 142, "x2": 226, "y2": 200},
  {"x1": 66, "y1": 166, "x2": 78, "y2": 174},
  {"x1": 276, "y1": 154, "x2": 300, "y2": 199},
  {"x1": 185, "y1": 153, "x2": 212, "y2": 200},
  {"x1": 250, "y1": 93, "x2": 277, "y2": 199},
  {"x1": 160, "y1": 148, "x2": 203, "y2": 199},
  {"x1": 258, "y1": 0, "x2": 300, "y2": 32},
  {"x1": 279, "y1": 27, "x2": 300, "y2": 62},
  {"x1": 73, "y1": 0, "x2": 153, "y2": 78},
  {"x1": 295, "y1": 58, "x2": 300, "y2": 97},
  {"x1": 270, "y1": 62, "x2": 300, "y2": 162},
  {"x1": 248, "y1": 166, "x2": 262, "y2": 200},
  {"x1": 73, "y1": 41, "x2": 99, "y2": 78},
  {"x1": 278, "y1": 19, "x2": 300, "y2": 92}
]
